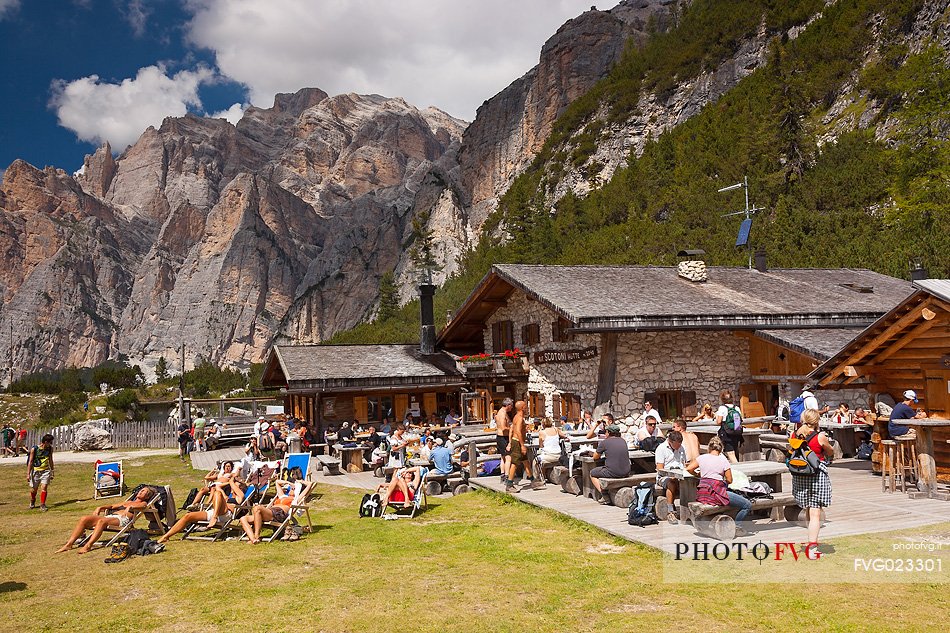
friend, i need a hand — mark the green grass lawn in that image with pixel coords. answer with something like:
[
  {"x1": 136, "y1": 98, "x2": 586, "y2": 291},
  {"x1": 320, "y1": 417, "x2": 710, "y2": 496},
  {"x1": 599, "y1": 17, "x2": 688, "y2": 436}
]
[{"x1": 1, "y1": 456, "x2": 948, "y2": 632}]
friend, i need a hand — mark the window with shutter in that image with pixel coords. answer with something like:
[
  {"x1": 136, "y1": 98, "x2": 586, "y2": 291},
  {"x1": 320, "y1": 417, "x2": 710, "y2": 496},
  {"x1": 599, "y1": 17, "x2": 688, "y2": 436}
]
[
  {"x1": 493, "y1": 320, "x2": 514, "y2": 352},
  {"x1": 552, "y1": 393, "x2": 561, "y2": 419},
  {"x1": 552, "y1": 318, "x2": 572, "y2": 343},
  {"x1": 522, "y1": 323, "x2": 540, "y2": 346}
]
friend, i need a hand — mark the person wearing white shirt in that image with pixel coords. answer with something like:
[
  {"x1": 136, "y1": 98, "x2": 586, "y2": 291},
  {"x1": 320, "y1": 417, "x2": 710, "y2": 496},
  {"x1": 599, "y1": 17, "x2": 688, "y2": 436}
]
[
  {"x1": 444, "y1": 409, "x2": 460, "y2": 426},
  {"x1": 654, "y1": 430, "x2": 686, "y2": 523},
  {"x1": 801, "y1": 384, "x2": 830, "y2": 415}
]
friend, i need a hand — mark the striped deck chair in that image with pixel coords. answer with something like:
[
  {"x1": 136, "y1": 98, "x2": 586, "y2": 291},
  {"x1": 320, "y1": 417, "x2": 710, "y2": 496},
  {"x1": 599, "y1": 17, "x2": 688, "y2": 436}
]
[
  {"x1": 94, "y1": 461, "x2": 124, "y2": 499},
  {"x1": 381, "y1": 467, "x2": 429, "y2": 519},
  {"x1": 78, "y1": 484, "x2": 174, "y2": 550}
]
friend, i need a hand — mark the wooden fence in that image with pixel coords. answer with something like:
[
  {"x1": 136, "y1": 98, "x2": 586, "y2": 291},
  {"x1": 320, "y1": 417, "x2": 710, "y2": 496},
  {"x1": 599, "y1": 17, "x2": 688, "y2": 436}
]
[{"x1": 23, "y1": 420, "x2": 178, "y2": 450}]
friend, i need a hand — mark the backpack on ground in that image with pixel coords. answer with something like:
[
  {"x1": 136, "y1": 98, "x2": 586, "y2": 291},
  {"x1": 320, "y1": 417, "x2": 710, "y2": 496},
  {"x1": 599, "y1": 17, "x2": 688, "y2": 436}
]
[
  {"x1": 359, "y1": 493, "x2": 383, "y2": 518},
  {"x1": 788, "y1": 396, "x2": 807, "y2": 424},
  {"x1": 638, "y1": 436, "x2": 663, "y2": 453},
  {"x1": 855, "y1": 441, "x2": 874, "y2": 460},
  {"x1": 723, "y1": 405, "x2": 742, "y2": 432},
  {"x1": 627, "y1": 482, "x2": 658, "y2": 527},
  {"x1": 787, "y1": 431, "x2": 822, "y2": 476},
  {"x1": 181, "y1": 487, "x2": 198, "y2": 510}
]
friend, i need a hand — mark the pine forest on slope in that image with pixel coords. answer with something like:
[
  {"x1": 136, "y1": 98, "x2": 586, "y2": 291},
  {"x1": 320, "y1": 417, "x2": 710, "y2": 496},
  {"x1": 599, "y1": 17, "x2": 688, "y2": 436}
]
[{"x1": 333, "y1": 0, "x2": 949, "y2": 346}]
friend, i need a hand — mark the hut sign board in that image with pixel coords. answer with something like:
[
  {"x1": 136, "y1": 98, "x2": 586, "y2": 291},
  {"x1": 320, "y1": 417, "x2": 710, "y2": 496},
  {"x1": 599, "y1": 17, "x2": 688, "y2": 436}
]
[{"x1": 534, "y1": 347, "x2": 598, "y2": 365}]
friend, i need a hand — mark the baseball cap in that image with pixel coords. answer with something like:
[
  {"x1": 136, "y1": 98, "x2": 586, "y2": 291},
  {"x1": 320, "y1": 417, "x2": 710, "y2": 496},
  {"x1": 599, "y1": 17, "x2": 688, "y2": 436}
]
[
  {"x1": 904, "y1": 390, "x2": 918, "y2": 402},
  {"x1": 606, "y1": 424, "x2": 621, "y2": 434}
]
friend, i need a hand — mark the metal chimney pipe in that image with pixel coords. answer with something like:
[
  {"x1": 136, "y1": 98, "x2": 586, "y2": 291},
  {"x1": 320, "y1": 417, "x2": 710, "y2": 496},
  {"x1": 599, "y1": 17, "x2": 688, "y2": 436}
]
[
  {"x1": 754, "y1": 248, "x2": 767, "y2": 273},
  {"x1": 419, "y1": 283, "x2": 436, "y2": 355}
]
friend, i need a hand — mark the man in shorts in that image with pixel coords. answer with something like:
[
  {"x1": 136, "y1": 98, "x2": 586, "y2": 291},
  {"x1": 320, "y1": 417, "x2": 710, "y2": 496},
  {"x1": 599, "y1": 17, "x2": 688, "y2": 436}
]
[
  {"x1": 28, "y1": 434, "x2": 55, "y2": 511},
  {"x1": 14, "y1": 423, "x2": 26, "y2": 456},
  {"x1": 192, "y1": 411, "x2": 207, "y2": 451},
  {"x1": 495, "y1": 398, "x2": 514, "y2": 484},
  {"x1": 56, "y1": 486, "x2": 156, "y2": 553},
  {"x1": 505, "y1": 401, "x2": 544, "y2": 493}
]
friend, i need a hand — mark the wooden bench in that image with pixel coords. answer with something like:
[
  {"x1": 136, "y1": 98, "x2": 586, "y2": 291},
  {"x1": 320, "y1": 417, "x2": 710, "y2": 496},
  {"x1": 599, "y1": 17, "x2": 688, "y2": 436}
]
[
  {"x1": 687, "y1": 493, "x2": 803, "y2": 540},
  {"x1": 315, "y1": 454, "x2": 341, "y2": 475},
  {"x1": 598, "y1": 473, "x2": 658, "y2": 508}
]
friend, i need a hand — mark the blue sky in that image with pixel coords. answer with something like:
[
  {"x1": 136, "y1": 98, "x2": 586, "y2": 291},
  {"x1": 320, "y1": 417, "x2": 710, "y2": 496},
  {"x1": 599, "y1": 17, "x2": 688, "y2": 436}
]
[{"x1": 0, "y1": 0, "x2": 604, "y2": 173}]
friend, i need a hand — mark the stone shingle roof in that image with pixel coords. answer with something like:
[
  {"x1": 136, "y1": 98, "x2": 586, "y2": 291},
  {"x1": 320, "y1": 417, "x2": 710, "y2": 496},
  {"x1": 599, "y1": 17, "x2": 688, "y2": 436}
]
[
  {"x1": 495, "y1": 264, "x2": 912, "y2": 325},
  {"x1": 754, "y1": 328, "x2": 866, "y2": 361},
  {"x1": 263, "y1": 344, "x2": 463, "y2": 390}
]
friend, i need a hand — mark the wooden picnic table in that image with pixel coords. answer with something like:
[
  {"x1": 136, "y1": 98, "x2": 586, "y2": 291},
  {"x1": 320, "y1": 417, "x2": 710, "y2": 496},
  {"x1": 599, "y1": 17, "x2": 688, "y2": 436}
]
[
  {"x1": 902, "y1": 418, "x2": 950, "y2": 496},
  {"x1": 819, "y1": 421, "x2": 870, "y2": 458},
  {"x1": 334, "y1": 445, "x2": 368, "y2": 473},
  {"x1": 658, "y1": 459, "x2": 787, "y2": 522},
  {"x1": 578, "y1": 450, "x2": 655, "y2": 499},
  {"x1": 689, "y1": 425, "x2": 767, "y2": 462}
]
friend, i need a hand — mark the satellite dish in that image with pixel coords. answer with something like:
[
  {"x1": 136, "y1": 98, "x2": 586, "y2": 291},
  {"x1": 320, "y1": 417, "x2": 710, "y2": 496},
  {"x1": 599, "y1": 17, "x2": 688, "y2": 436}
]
[{"x1": 736, "y1": 218, "x2": 752, "y2": 247}]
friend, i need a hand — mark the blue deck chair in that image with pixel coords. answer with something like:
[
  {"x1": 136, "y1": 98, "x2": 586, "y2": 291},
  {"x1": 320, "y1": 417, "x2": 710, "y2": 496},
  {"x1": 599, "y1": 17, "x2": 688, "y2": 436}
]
[
  {"x1": 282, "y1": 453, "x2": 312, "y2": 480},
  {"x1": 381, "y1": 467, "x2": 429, "y2": 518},
  {"x1": 94, "y1": 461, "x2": 124, "y2": 499}
]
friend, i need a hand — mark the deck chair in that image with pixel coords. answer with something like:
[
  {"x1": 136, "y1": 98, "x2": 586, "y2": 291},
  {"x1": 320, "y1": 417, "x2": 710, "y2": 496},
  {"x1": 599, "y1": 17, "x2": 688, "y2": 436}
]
[
  {"x1": 237, "y1": 480, "x2": 315, "y2": 543},
  {"x1": 282, "y1": 453, "x2": 313, "y2": 480},
  {"x1": 94, "y1": 461, "x2": 124, "y2": 499},
  {"x1": 78, "y1": 484, "x2": 174, "y2": 550},
  {"x1": 381, "y1": 467, "x2": 429, "y2": 519},
  {"x1": 182, "y1": 482, "x2": 259, "y2": 541}
]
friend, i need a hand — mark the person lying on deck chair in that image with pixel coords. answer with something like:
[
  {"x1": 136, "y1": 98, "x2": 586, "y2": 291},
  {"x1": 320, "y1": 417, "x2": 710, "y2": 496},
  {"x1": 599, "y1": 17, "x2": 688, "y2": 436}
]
[
  {"x1": 380, "y1": 466, "x2": 423, "y2": 508},
  {"x1": 189, "y1": 461, "x2": 243, "y2": 509},
  {"x1": 239, "y1": 467, "x2": 305, "y2": 544},
  {"x1": 56, "y1": 486, "x2": 156, "y2": 554},
  {"x1": 159, "y1": 487, "x2": 236, "y2": 543}
]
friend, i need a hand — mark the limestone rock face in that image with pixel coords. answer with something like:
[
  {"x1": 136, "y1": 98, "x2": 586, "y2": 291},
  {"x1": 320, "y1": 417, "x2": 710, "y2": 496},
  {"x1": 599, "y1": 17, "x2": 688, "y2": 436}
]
[
  {"x1": 457, "y1": 0, "x2": 674, "y2": 227},
  {"x1": 73, "y1": 422, "x2": 114, "y2": 451},
  {"x1": 0, "y1": 89, "x2": 466, "y2": 376}
]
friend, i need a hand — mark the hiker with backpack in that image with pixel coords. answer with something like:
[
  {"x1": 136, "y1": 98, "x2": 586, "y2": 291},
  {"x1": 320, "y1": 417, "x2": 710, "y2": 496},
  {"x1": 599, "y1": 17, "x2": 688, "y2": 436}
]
[
  {"x1": 27, "y1": 434, "x2": 55, "y2": 511},
  {"x1": 686, "y1": 436, "x2": 753, "y2": 537},
  {"x1": 787, "y1": 385, "x2": 830, "y2": 431},
  {"x1": 789, "y1": 409, "x2": 834, "y2": 550},
  {"x1": 715, "y1": 390, "x2": 743, "y2": 463}
]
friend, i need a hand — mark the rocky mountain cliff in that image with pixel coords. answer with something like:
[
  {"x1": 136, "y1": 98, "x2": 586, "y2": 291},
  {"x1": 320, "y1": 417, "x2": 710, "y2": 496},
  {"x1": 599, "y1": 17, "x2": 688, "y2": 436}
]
[
  {"x1": 458, "y1": 0, "x2": 675, "y2": 228},
  {"x1": 0, "y1": 91, "x2": 465, "y2": 376}
]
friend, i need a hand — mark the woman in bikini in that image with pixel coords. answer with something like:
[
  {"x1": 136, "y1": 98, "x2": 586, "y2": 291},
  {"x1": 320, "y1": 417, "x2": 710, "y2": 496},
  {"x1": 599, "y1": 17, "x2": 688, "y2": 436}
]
[
  {"x1": 239, "y1": 467, "x2": 306, "y2": 544},
  {"x1": 56, "y1": 487, "x2": 156, "y2": 554}
]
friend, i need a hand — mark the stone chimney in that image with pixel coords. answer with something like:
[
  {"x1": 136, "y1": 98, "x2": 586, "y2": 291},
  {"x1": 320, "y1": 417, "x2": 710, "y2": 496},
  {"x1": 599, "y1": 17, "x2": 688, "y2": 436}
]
[
  {"x1": 419, "y1": 283, "x2": 436, "y2": 355},
  {"x1": 676, "y1": 249, "x2": 708, "y2": 282}
]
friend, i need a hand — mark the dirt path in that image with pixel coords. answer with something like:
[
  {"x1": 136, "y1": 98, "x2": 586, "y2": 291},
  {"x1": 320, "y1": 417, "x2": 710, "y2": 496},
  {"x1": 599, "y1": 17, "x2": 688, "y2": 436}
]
[{"x1": 0, "y1": 448, "x2": 178, "y2": 465}]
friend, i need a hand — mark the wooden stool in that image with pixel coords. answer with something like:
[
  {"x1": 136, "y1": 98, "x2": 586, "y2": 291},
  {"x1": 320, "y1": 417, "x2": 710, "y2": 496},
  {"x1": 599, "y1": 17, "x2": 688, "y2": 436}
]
[
  {"x1": 895, "y1": 437, "x2": 919, "y2": 493},
  {"x1": 880, "y1": 440, "x2": 897, "y2": 493}
]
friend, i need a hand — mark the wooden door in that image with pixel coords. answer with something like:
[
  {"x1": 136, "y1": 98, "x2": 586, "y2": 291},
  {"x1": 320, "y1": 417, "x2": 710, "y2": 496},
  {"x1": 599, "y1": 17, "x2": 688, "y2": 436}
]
[
  {"x1": 353, "y1": 396, "x2": 368, "y2": 424},
  {"x1": 395, "y1": 394, "x2": 409, "y2": 422},
  {"x1": 423, "y1": 392, "x2": 437, "y2": 419},
  {"x1": 925, "y1": 371, "x2": 950, "y2": 417}
]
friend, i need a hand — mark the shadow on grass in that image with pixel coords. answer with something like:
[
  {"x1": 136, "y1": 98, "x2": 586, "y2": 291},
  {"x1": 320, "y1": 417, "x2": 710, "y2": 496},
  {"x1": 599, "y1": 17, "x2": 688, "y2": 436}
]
[
  {"x1": 48, "y1": 498, "x2": 86, "y2": 509},
  {"x1": 0, "y1": 581, "x2": 27, "y2": 594}
]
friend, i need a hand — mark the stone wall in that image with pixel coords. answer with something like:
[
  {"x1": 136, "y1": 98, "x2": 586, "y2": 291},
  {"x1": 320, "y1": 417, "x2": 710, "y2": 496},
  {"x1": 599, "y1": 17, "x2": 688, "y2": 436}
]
[
  {"x1": 484, "y1": 289, "x2": 600, "y2": 418},
  {"x1": 482, "y1": 290, "x2": 762, "y2": 419},
  {"x1": 613, "y1": 331, "x2": 752, "y2": 416}
]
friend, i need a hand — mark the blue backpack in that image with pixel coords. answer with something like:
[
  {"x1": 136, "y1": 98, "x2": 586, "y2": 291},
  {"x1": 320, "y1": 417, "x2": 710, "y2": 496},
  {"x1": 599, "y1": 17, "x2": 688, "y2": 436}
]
[
  {"x1": 788, "y1": 396, "x2": 807, "y2": 424},
  {"x1": 627, "y1": 482, "x2": 658, "y2": 527}
]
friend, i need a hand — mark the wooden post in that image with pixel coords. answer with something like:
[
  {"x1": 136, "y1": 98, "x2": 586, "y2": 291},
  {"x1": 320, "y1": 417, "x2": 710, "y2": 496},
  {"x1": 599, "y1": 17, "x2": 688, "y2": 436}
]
[
  {"x1": 593, "y1": 333, "x2": 617, "y2": 418},
  {"x1": 468, "y1": 440, "x2": 477, "y2": 480}
]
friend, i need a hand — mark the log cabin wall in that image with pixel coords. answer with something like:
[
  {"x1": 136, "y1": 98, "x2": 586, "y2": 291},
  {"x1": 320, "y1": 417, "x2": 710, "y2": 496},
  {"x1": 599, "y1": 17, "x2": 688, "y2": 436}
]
[{"x1": 747, "y1": 336, "x2": 818, "y2": 377}]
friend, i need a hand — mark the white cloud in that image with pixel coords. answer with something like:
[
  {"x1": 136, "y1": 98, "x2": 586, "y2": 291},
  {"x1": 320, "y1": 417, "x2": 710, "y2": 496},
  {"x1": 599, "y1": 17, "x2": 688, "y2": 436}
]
[
  {"x1": 50, "y1": 64, "x2": 215, "y2": 149},
  {"x1": 185, "y1": 0, "x2": 605, "y2": 120},
  {"x1": 122, "y1": 0, "x2": 151, "y2": 37},
  {"x1": 0, "y1": 0, "x2": 21, "y2": 20},
  {"x1": 208, "y1": 102, "x2": 246, "y2": 125}
]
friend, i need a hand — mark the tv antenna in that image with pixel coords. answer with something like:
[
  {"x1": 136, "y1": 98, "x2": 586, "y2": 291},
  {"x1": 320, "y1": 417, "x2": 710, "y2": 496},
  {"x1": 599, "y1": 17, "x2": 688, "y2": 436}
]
[{"x1": 718, "y1": 176, "x2": 764, "y2": 269}]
